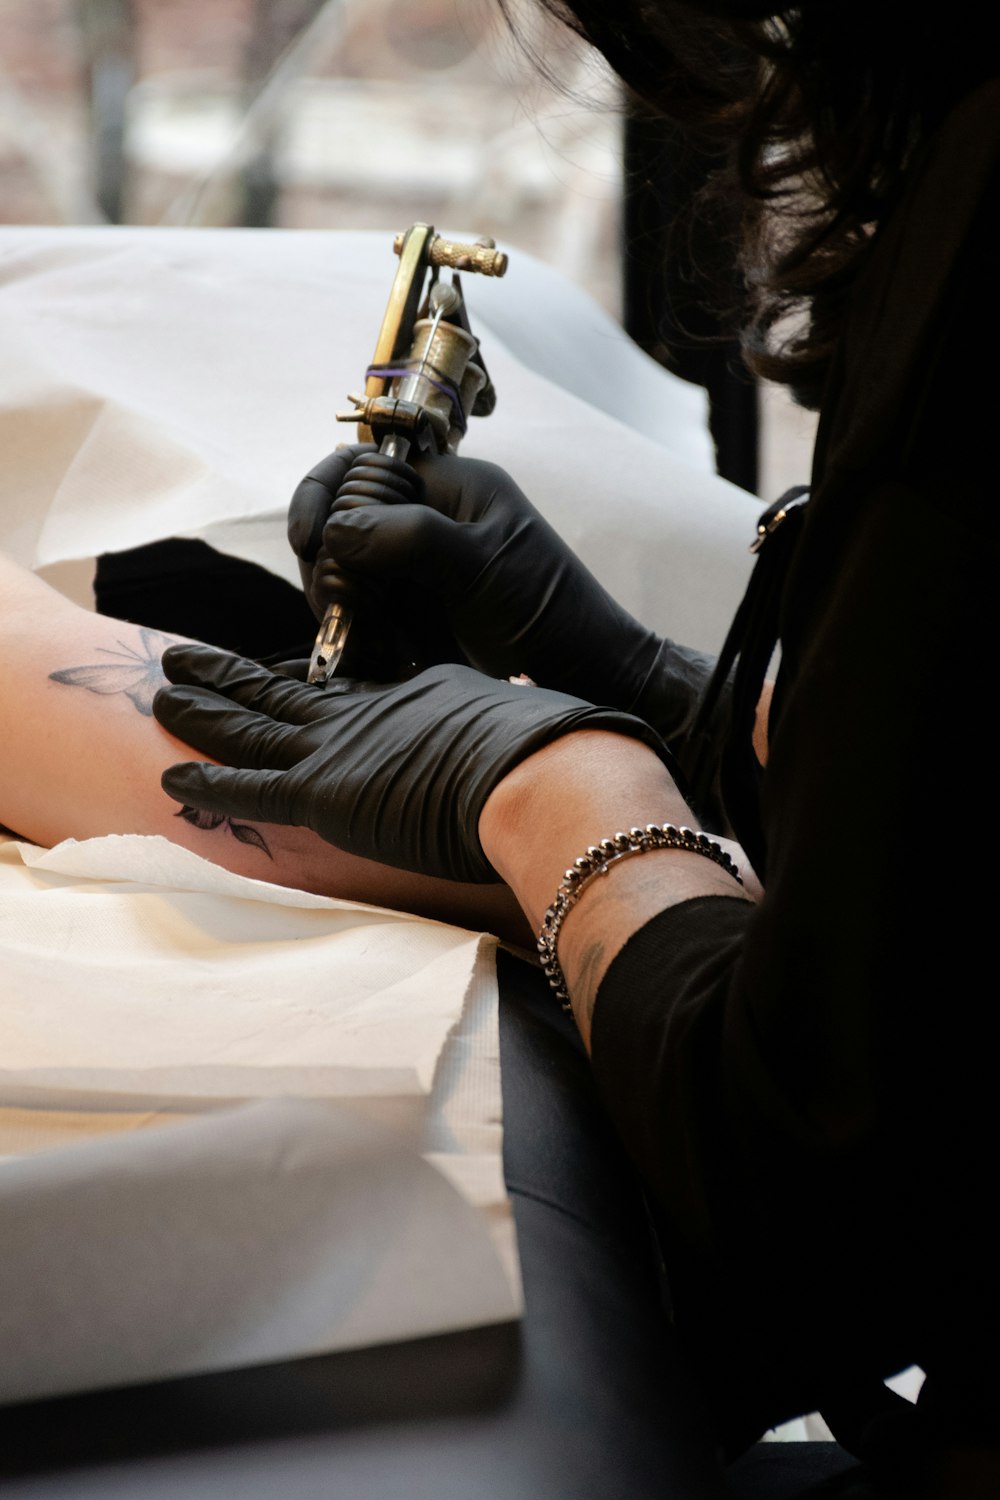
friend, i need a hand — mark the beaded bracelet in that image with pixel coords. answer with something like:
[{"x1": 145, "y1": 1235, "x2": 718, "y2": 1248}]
[{"x1": 537, "y1": 824, "x2": 744, "y2": 1009}]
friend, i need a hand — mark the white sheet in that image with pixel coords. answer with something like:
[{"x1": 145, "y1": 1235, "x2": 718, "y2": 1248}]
[
  {"x1": 0, "y1": 225, "x2": 758, "y2": 654},
  {"x1": 0, "y1": 834, "x2": 519, "y2": 1405}
]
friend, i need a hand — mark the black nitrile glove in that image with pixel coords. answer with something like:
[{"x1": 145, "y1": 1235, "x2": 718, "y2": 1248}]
[
  {"x1": 154, "y1": 645, "x2": 671, "y2": 883},
  {"x1": 289, "y1": 444, "x2": 461, "y2": 680},
  {"x1": 288, "y1": 447, "x2": 708, "y2": 724}
]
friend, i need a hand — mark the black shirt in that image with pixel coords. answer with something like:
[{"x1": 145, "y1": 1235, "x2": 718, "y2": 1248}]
[{"x1": 590, "y1": 76, "x2": 1000, "y2": 1449}]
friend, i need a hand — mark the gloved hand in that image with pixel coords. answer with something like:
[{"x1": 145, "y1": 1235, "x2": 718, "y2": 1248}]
[
  {"x1": 289, "y1": 444, "x2": 461, "y2": 680},
  {"x1": 288, "y1": 446, "x2": 668, "y2": 709},
  {"x1": 154, "y1": 645, "x2": 670, "y2": 883}
]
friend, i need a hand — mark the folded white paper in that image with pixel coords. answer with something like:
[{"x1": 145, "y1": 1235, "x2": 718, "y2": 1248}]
[
  {"x1": 0, "y1": 834, "x2": 520, "y2": 1403},
  {"x1": 1, "y1": 836, "x2": 487, "y2": 1099},
  {"x1": 0, "y1": 1097, "x2": 519, "y2": 1406}
]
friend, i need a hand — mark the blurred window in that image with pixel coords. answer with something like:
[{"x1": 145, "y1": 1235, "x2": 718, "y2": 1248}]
[{"x1": 0, "y1": 0, "x2": 622, "y2": 312}]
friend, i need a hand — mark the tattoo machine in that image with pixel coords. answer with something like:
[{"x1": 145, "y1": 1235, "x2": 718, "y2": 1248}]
[{"x1": 307, "y1": 223, "x2": 508, "y2": 685}]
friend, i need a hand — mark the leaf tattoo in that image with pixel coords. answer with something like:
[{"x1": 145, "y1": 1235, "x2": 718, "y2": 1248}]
[
  {"x1": 49, "y1": 628, "x2": 177, "y2": 717},
  {"x1": 175, "y1": 805, "x2": 273, "y2": 860}
]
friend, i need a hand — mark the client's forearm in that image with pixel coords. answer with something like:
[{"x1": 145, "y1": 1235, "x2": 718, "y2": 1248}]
[{"x1": 0, "y1": 553, "x2": 526, "y2": 939}]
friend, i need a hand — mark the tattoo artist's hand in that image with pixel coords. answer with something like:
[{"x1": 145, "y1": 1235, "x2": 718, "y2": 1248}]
[
  {"x1": 288, "y1": 444, "x2": 464, "y2": 678},
  {"x1": 154, "y1": 645, "x2": 669, "y2": 883},
  {"x1": 288, "y1": 447, "x2": 667, "y2": 708}
]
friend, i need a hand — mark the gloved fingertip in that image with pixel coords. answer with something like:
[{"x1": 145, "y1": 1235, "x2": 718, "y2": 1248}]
[
  {"x1": 151, "y1": 683, "x2": 172, "y2": 721},
  {"x1": 160, "y1": 761, "x2": 203, "y2": 802},
  {"x1": 159, "y1": 641, "x2": 233, "y2": 685},
  {"x1": 158, "y1": 642, "x2": 190, "y2": 678}
]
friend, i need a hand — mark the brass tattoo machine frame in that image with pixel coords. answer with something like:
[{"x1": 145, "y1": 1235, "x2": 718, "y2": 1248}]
[{"x1": 307, "y1": 224, "x2": 508, "y2": 684}]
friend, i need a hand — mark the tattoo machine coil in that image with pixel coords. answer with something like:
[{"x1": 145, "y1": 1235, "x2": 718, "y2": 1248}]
[{"x1": 307, "y1": 223, "x2": 508, "y2": 685}]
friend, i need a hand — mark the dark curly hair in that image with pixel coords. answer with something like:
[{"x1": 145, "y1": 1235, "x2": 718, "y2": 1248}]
[{"x1": 507, "y1": 2, "x2": 966, "y2": 407}]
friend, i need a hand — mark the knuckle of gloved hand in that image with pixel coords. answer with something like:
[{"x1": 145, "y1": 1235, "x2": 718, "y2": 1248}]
[
  {"x1": 314, "y1": 534, "x2": 369, "y2": 592},
  {"x1": 334, "y1": 477, "x2": 393, "y2": 509},
  {"x1": 252, "y1": 766, "x2": 289, "y2": 826},
  {"x1": 218, "y1": 667, "x2": 292, "y2": 720},
  {"x1": 351, "y1": 450, "x2": 416, "y2": 481},
  {"x1": 188, "y1": 654, "x2": 267, "y2": 706},
  {"x1": 480, "y1": 464, "x2": 532, "y2": 517},
  {"x1": 452, "y1": 455, "x2": 509, "y2": 492},
  {"x1": 331, "y1": 504, "x2": 451, "y2": 586},
  {"x1": 338, "y1": 458, "x2": 421, "y2": 508},
  {"x1": 288, "y1": 476, "x2": 337, "y2": 560},
  {"x1": 471, "y1": 457, "x2": 512, "y2": 487},
  {"x1": 309, "y1": 444, "x2": 374, "y2": 487},
  {"x1": 289, "y1": 445, "x2": 379, "y2": 545},
  {"x1": 425, "y1": 454, "x2": 524, "y2": 525}
]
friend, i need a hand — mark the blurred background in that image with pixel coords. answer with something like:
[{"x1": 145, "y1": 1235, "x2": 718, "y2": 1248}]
[{"x1": 0, "y1": 0, "x2": 815, "y2": 494}]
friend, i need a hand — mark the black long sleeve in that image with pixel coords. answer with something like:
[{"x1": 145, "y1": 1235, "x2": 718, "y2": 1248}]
[
  {"x1": 589, "y1": 78, "x2": 1000, "y2": 1444},
  {"x1": 631, "y1": 635, "x2": 733, "y2": 832}
]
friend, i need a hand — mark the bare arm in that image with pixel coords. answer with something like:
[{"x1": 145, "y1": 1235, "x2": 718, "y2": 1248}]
[
  {"x1": 479, "y1": 730, "x2": 754, "y2": 1050},
  {"x1": 0, "y1": 552, "x2": 526, "y2": 938}
]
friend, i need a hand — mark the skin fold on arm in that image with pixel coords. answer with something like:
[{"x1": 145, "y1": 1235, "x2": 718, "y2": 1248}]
[{"x1": 0, "y1": 550, "x2": 526, "y2": 939}]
